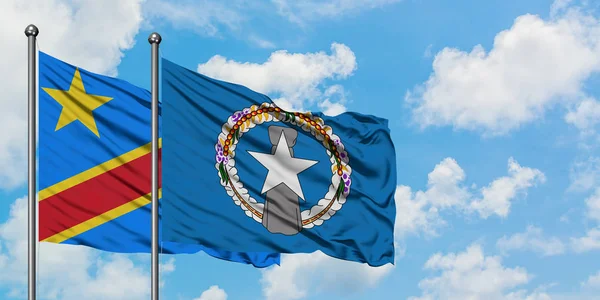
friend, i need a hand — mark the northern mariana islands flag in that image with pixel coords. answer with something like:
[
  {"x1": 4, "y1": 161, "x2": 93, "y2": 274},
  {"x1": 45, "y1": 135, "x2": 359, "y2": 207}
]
[{"x1": 161, "y1": 58, "x2": 397, "y2": 266}]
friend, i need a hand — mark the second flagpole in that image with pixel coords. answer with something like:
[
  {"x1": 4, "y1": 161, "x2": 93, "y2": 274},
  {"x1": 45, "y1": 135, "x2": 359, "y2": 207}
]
[
  {"x1": 149, "y1": 32, "x2": 161, "y2": 300},
  {"x1": 25, "y1": 24, "x2": 39, "y2": 300}
]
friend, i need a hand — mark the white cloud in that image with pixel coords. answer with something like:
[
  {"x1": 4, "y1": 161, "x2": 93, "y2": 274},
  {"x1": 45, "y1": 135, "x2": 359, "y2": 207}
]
[
  {"x1": 581, "y1": 270, "x2": 600, "y2": 289},
  {"x1": 194, "y1": 285, "x2": 228, "y2": 300},
  {"x1": 570, "y1": 189, "x2": 600, "y2": 253},
  {"x1": 143, "y1": 0, "x2": 395, "y2": 45},
  {"x1": 496, "y1": 225, "x2": 566, "y2": 256},
  {"x1": 423, "y1": 44, "x2": 434, "y2": 58},
  {"x1": 0, "y1": 196, "x2": 178, "y2": 299},
  {"x1": 569, "y1": 156, "x2": 600, "y2": 192},
  {"x1": 143, "y1": 0, "x2": 401, "y2": 37},
  {"x1": 585, "y1": 188, "x2": 600, "y2": 222},
  {"x1": 248, "y1": 35, "x2": 277, "y2": 49},
  {"x1": 504, "y1": 289, "x2": 553, "y2": 300},
  {"x1": 318, "y1": 85, "x2": 348, "y2": 116},
  {"x1": 261, "y1": 157, "x2": 544, "y2": 300},
  {"x1": 469, "y1": 158, "x2": 546, "y2": 219},
  {"x1": 409, "y1": 244, "x2": 545, "y2": 300},
  {"x1": 143, "y1": 0, "x2": 243, "y2": 37},
  {"x1": 394, "y1": 158, "x2": 468, "y2": 238},
  {"x1": 260, "y1": 251, "x2": 394, "y2": 300},
  {"x1": 160, "y1": 257, "x2": 176, "y2": 273},
  {"x1": 406, "y1": 4, "x2": 600, "y2": 136},
  {"x1": 197, "y1": 43, "x2": 357, "y2": 112},
  {"x1": 69, "y1": 254, "x2": 149, "y2": 300},
  {"x1": 272, "y1": 0, "x2": 402, "y2": 25},
  {"x1": 565, "y1": 97, "x2": 600, "y2": 136},
  {"x1": 571, "y1": 228, "x2": 600, "y2": 253},
  {"x1": 550, "y1": 0, "x2": 575, "y2": 17},
  {"x1": 532, "y1": 271, "x2": 600, "y2": 299},
  {"x1": 396, "y1": 157, "x2": 545, "y2": 238},
  {"x1": 394, "y1": 185, "x2": 444, "y2": 238},
  {"x1": 420, "y1": 157, "x2": 471, "y2": 209},
  {"x1": 0, "y1": 0, "x2": 144, "y2": 189},
  {"x1": 543, "y1": 293, "x2": 600, "y2": 300},
  {"x1": 318, "y1": 99, "x2": 347, "y2": 116}
]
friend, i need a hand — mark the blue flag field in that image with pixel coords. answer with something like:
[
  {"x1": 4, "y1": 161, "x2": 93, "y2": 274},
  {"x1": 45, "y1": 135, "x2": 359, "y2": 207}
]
[{"x1": 161, "y1": 58, "x2": 397, "y2": 266}]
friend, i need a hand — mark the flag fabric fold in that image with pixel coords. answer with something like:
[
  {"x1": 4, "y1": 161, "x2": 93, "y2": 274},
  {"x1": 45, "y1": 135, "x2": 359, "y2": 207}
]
[
  {"x1": 161, "y1": 58, "x2": 396, "y2": 266},
  {"x1": 38, "y1": 52, "x2": 280, "y2": 267}
]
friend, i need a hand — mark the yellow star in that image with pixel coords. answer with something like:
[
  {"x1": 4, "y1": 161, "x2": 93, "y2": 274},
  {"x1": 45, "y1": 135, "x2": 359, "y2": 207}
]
[{"x1": 42, "y1": 68, "x2": 113, "y2": 137}]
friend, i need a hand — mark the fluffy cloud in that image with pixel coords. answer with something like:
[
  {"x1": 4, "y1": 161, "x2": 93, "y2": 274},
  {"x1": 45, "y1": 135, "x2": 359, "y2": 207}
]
[
  {"x1": 317, "y1": 85, "x2": 348, "y2": 116},
  {"x1": 496, "y1": 226, "x2": 566, "y2": 257},
  {"x1": 197, "y1": 43, "x2": 356, "y2": 114},
  {"x1": 395, "y1": 157, "x2": 545, "y2": 238},
  {"x1": 571, "y1": 228, "x2": 600, "y2": 253},
  {"x1": 469, "y1": 158, "x2": 546, "y2": 219},
  {"x1": 143, "y1": 0, "x2": 243, "y2": 37},
  {"x1": 568, "y1": 156, "x2": 600, "y2": 192},
  {"x1": 248, "y1": 35, "x2": 277, "y2": 49},
  {"x1": 406, "y1": 4, "x2": 600, "y2": 135},
  {"x1": 0, "y1": 197, "x2": 176, "y2": 299},
  {"x1": 581, "y1": 270, "x2": 600, "y2": 289},
  {"x1": 318, "y1": 99, "x2": 347, "y2": 116},
  {"x1": 272, "y1": 0, "x2": 402, "y2": 25},
  {"x1": 570, "y1": 188, "x2": 600, "y2": 253},
  {"x1": 0, "y1": 0, "x2": 144, "y2": 189},
  {"x1": 394, "y1": 185, "x2": 445, "y2": 239},
  {"x1": 259, "y1": 157, "x2": 543, "y2": 300},
  {"x1": 394, "y1": 157, "x2": 469, "y2": 238},
  {"x1": 565, "y1": 98, "x2": 600, "y2": 136},
  {"x1": 504, "y1": 289, "x2": 553, "y2": 300},
  {"x1": 194, "y1": 285, "x2": 228, "y2": 300},
  {"x1": 142, "y1": 0, "x2": 395, "y2": 46},
  {"x1": 585, "y1": 188, "x2": 600, "y2": 223},
  {"x1": 409, "y1": 244, "x2": 546, "y2": 300},
  {"x1": 260, "y1": 251, "x2": 394, "y2": 300}
]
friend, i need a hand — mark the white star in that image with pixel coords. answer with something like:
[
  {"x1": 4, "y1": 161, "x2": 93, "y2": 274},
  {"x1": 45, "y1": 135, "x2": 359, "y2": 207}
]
[{"x1": 248, "y1": 130, "x2": 318, "y2": 200}]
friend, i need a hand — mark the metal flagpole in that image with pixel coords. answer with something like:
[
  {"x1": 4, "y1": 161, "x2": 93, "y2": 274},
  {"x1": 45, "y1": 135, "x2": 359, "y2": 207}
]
[
  {"x1": 25, "y1": 24, "x2": 39, "y2": 300},
  {"x1": 148, "y1": 32, "x2": 162, "y2": 300}
]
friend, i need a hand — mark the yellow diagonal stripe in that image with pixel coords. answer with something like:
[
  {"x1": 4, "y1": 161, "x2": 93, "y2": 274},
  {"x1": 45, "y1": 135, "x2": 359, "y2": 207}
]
[
  {"x1": 39, "y1": 138, "x2": 162, "y2": 201},
  {"x1": 42, "y1": 189, "x2": 162, "y2": 243}
]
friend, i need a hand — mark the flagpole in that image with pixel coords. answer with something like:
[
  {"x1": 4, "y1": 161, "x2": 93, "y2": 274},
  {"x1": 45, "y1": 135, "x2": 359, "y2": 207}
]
[
  {"x1": 25, "y1": 24, "x2": 39, "y2": 300},
  {"x1": 149, "y1": 32, "x2": 162, "y2": 300}
]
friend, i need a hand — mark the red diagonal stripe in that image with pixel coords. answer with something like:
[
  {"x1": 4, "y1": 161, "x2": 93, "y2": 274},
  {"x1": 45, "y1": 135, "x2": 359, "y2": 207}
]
[{"x1": 39, "y1": 149, "x2": 162, "y2": 241}]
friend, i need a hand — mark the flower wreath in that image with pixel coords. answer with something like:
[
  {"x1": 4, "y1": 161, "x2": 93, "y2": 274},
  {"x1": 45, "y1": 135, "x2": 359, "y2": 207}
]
[{"x1": 214, "y1": 102, "x2": 352, "y2": 228}]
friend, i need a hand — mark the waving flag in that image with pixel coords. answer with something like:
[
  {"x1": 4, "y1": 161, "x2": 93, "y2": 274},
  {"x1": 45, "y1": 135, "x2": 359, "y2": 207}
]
[
  {"x1": 38, "y1": 52, "x2": 279, "y2": 267},
  {"x1": 161, "y1": 58, "x2": 396, "y2": 266}
]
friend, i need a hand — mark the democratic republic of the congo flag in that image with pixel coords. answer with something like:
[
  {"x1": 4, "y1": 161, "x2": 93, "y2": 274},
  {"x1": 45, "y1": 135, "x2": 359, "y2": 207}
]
[{"x1": 37, "y1": 51, "x2": 279, "y2": 267}]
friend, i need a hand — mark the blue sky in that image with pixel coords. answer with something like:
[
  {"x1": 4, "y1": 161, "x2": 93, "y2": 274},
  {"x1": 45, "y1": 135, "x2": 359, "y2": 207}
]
[{"x1": 1, "y1": 0, "x2": 600, "y2": 299}]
